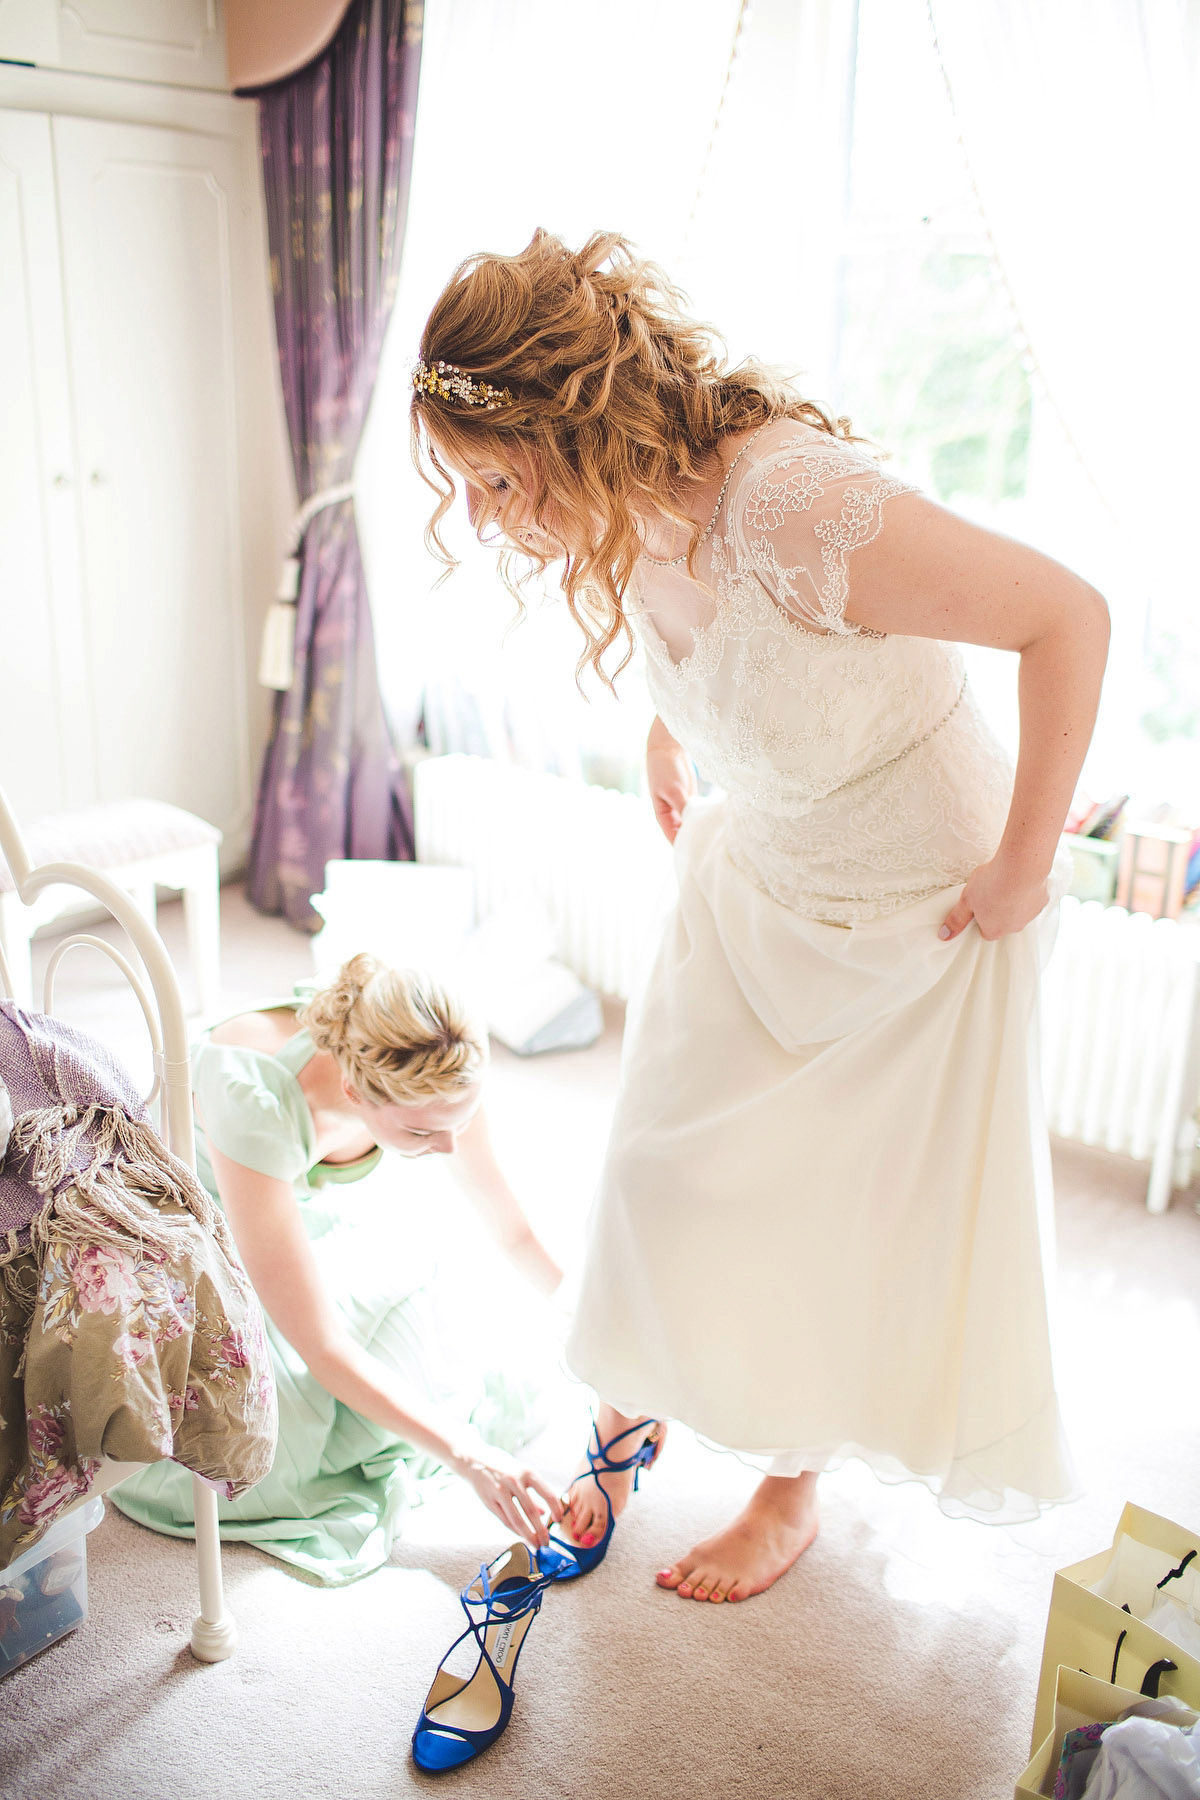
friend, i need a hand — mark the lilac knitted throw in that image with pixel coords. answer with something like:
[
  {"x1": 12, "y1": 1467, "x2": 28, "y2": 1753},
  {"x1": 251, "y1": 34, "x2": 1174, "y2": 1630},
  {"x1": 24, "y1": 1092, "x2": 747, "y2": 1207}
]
[{"x1": 0, "y1": 999, "x2": 160, "y2": 1247}]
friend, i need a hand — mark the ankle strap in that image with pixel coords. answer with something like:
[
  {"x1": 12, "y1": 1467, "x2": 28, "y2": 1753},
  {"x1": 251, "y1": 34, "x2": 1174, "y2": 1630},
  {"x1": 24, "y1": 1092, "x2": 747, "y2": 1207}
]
[
  {"x1": 584, "y1": 1417, "x2": 660, "y2": 1479},
  {"x1": 463, "y1": 1563, "x2": 548, "y2": 1629}
]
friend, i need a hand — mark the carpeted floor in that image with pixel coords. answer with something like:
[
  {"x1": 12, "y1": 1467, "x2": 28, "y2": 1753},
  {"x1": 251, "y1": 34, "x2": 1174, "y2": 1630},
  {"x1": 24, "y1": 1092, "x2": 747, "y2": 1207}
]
[{"x1": 1, "y1": 889, "x2": 1198, "y2": 1800}]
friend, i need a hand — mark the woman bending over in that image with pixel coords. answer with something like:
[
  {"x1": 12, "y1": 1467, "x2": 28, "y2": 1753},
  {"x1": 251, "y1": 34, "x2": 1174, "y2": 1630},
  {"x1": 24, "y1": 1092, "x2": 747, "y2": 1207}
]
[{"x1": 115, "y1": 954, "x2": 565, "y2": 1582}]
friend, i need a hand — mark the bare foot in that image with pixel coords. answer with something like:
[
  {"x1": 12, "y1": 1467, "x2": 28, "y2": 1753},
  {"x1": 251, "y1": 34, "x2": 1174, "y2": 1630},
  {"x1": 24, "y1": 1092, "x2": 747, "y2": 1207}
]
[
  {"x1": 656, "y1": 1472, "x2": 819, "y2": 1602},
  {"x1": 560, "y1": 1403, "x2": 665, "y2": 1548}
]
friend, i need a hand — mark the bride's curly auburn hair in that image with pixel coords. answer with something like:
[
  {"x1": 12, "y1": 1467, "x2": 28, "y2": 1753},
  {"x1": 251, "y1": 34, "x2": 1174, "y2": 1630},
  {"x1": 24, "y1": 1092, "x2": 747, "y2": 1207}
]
[{"x1": 411, "y1": 229, "x2": 860, "y2": 684}]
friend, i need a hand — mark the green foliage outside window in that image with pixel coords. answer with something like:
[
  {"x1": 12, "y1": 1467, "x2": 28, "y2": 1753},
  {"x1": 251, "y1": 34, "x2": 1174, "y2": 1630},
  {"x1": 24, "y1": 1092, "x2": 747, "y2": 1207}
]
[{"x1": 836, "y1": 242, "x2": 1031, "y2": 508}]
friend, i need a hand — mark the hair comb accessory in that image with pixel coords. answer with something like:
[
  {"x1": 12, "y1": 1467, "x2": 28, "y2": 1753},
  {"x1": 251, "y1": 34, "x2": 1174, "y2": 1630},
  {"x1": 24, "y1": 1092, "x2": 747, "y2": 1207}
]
[{"x1": 412, "y1": 358, "x2": 514, "y2": 410}]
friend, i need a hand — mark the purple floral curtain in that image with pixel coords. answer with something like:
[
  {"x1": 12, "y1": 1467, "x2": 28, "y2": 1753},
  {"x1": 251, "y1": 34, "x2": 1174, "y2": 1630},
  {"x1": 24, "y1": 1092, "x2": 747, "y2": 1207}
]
[{"x1": 244, "y1": 0, "x2": 421, "y2": 928}]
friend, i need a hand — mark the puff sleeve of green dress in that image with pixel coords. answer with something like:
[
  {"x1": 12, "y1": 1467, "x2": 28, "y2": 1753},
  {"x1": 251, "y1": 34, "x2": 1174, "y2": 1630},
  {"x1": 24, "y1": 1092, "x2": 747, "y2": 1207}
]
[{"x1": 111, "y1": 1008, "x2": 537, "y2": 1584}]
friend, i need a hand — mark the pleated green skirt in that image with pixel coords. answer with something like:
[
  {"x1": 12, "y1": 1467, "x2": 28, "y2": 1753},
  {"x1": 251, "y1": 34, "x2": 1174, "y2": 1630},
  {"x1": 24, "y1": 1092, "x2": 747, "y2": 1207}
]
[{"x1": 112, "y1": 1196, "x2": 539, "y2": 1584}]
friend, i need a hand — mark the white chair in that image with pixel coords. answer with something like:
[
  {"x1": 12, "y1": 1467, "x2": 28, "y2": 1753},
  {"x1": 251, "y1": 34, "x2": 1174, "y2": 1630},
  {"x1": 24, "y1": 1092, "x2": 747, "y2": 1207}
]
[
  {"x1": 0, "y1": 799, "x2": 221, "y2": 1017},
  {"x1": 0, "y1": 783, "x2": 236, "y2": 1662}
]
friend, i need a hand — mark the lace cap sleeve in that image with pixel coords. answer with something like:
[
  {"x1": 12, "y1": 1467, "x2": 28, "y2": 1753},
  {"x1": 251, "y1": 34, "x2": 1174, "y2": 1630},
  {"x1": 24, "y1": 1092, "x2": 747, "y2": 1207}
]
[{"x1": 729, "y1": 428, "x2": 919, "y2": 635}]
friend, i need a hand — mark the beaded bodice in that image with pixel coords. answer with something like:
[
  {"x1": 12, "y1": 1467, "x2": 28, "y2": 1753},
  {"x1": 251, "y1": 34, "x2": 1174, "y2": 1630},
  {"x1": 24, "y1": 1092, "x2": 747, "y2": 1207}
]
[{"x1": 630, "y1": 421, "x2": 1013, "y2": 924}]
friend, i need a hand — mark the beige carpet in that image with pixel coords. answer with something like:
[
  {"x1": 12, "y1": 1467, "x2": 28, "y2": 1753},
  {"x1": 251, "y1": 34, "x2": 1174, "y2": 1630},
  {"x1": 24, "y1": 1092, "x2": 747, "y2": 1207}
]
[{"x1": 1, "y1": 891, "x2": 1198, "y2": 1800}]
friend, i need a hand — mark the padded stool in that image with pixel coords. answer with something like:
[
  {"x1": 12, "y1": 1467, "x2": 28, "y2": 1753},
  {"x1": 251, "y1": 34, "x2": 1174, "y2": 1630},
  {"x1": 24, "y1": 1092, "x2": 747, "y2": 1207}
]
[{"x1": 0, "y1": 799, "x2": 222, "y2": 1015}]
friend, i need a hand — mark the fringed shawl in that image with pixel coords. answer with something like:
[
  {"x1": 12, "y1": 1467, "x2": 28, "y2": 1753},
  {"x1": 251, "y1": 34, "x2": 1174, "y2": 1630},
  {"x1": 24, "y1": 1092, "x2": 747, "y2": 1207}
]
[{"x1": 0, "y1": 1002, "x2": 226, "y2": 1274}]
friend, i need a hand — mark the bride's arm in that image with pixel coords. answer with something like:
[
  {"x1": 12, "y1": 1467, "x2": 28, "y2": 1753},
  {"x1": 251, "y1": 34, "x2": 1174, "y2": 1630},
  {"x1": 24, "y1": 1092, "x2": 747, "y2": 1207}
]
[
  {"x1": 846, "y1": 494, "x2": 1110, "y2": 940},
  {"x1": 646, "y1": 714, "x2": 697, "y2": 844},
  {"x1": 451, "y1": 1107, "x2": 563, "y2": 1297}
]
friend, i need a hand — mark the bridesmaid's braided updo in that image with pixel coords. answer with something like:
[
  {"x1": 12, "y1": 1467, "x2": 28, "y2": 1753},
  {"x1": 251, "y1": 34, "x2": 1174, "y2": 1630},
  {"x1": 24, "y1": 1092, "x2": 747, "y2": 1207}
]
[{"x1": 298, "y1": 953, "x2": 486, "y2": 1108}]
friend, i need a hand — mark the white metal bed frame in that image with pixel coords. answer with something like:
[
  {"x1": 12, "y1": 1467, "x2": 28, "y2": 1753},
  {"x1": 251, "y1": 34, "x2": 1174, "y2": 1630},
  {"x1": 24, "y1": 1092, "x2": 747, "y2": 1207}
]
[{"x1": 0, "y1": 782, "x2": 236, "y2": 1661}]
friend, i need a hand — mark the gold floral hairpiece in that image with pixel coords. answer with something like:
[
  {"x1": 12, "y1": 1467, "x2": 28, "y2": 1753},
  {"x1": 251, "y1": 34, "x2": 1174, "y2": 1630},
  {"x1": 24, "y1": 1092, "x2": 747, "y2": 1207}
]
[{"x1": 411, "y1": 358, "x2": 514, "y2": 410}]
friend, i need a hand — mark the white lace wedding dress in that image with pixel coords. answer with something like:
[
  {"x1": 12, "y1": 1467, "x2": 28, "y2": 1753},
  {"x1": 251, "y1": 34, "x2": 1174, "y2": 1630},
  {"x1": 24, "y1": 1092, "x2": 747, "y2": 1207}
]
[{"x1": 565, "y1": 417, "x2": 1077, "y2": 1523}]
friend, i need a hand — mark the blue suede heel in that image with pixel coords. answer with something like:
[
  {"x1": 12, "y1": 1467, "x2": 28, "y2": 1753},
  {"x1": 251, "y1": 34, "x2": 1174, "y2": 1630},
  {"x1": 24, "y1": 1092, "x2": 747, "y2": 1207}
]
[
  {"x1": 536, "y1": 1417, "x2": 663, "y2": 1582},
  {"x1": 411, "y1": 1544, "x2": 550, "y2": 1773}
]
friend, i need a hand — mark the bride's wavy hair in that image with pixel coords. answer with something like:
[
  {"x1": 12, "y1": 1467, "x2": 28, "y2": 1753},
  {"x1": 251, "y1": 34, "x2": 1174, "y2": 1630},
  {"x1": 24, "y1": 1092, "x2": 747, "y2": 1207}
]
[{"x1": 411, "y1": 229, "x2": 859, "y2": 684}]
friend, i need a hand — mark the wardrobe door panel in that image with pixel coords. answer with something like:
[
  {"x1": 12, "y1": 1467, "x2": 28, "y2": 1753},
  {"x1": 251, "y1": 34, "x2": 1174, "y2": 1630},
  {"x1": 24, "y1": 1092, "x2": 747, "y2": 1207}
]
[
  {"x1": 52, "y1": 113, "x2": 253, "y2": 838},
  {"x1": 56, "y1": 1, "x2": 227, "y2": 90},
  {"x1": 0, "y1": 109, "x2": 94, "y2": 820},
  {"x1": 0, "y1": 0, "x2": 59, "y2": 65}
]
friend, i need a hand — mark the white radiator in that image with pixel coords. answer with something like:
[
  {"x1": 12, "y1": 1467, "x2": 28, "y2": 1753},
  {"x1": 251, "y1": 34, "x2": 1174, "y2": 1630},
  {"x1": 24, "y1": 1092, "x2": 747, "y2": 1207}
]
[
  {"x1": 413, "y1": 753, "x2": 676, "y2": 1002},
  {"x1": 413, "y1": 755, "x2": 1200, "y2": 1211},
  {"x1": 1042, "y1": 898, "x2": 1200, "y2": 1210}
]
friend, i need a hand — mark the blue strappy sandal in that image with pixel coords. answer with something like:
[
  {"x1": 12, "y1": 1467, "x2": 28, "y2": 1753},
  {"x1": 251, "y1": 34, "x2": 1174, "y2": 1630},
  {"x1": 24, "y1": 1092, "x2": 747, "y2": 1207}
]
[
  {"x1": 412, "y1": 1543, "x2": 550, "y2": 1774},
  {"x1": 536, "y1": 1417, "x2": 664, "y2": 1582}
]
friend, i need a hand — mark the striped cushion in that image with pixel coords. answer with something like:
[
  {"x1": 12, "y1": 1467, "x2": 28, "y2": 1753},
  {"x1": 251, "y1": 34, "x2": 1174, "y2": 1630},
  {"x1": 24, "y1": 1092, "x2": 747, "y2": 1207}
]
[{"x1": 0, "y1": 800, "x2": 222, "y2": 894}]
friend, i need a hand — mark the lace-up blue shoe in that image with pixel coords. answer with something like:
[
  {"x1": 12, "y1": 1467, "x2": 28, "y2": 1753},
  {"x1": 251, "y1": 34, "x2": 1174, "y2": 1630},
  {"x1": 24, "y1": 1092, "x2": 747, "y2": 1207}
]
[
  {"x1": 411, "y1": 1543, "x2": 551, "y2": 1773},
  {"x1": 536, "y1": 1416, "x2": 663, "y2": 1582}
]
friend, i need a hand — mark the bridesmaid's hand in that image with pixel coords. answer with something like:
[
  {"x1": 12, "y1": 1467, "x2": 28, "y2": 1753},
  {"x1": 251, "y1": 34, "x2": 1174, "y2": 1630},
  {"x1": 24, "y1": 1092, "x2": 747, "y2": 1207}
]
[
  {"x1": 452, "y1": 1439, "x2": 566, "y2": 1549},
  {"x1": 939, "y1": 856, "x2": 1050, "y2": 942},
  {"x1": 647, "y1": 723, "x2": 697, "y2": 844}
]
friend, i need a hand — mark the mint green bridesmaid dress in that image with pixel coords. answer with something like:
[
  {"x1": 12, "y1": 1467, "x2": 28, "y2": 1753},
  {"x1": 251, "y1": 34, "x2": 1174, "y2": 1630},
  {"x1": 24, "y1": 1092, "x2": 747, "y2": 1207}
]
[{"x1": 112, "y1": 998, "x2": 536, "y2": 1584}]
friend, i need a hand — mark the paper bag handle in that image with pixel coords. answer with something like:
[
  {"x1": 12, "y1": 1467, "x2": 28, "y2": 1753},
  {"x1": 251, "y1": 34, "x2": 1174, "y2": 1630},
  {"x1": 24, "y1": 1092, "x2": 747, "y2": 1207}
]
[{"x1": 1110, "y1": 1621, "x2": 1179, "y2": 1694}]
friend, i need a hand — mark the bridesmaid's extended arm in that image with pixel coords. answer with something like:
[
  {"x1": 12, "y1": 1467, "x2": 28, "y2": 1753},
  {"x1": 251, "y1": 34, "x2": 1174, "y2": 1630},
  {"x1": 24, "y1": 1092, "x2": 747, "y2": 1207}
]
[
  {"x1": 206, "y1": 1141, "x2": 564, "y2": 1545},
  {"x1": 846, "y1": 495, "x2": 1110, "y2": 941},
  {"x1": 452, "y1": 1107, "x2": 563, "y2": 1296}
]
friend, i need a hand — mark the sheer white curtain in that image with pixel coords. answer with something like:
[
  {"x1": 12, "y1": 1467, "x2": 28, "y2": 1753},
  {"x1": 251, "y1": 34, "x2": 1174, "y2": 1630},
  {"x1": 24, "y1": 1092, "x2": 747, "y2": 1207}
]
[
  {"x1": 928, "y1": 0, "x2": 1200, "y2": 780},
  {"x1": 357, "y1": 0, "x2": 859, "y2": 769}
]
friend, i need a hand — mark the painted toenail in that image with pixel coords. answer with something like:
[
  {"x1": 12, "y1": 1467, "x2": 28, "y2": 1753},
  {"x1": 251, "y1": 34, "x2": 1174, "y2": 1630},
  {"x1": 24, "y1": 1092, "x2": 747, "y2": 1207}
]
[
  {"x1": 657, "y1": 1570, "x2": 673, "y2": 1579},
  {"x1": 582, "y1": 1534, "x2": 596, "y2": 1546}
]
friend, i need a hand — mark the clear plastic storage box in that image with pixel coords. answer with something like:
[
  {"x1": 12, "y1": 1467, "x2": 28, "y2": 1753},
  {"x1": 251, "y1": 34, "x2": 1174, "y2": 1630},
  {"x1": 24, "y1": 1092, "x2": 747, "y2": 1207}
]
[{"x1": 0, "y1": 1497, "x2": 104, "y2": 1678}]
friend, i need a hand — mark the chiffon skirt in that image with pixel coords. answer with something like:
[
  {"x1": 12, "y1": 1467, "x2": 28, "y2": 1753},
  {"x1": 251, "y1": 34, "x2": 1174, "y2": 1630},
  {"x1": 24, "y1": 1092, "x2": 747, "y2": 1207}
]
[{"x1": 566, "y1": 797, "x2": 1077, "y2": 1524}]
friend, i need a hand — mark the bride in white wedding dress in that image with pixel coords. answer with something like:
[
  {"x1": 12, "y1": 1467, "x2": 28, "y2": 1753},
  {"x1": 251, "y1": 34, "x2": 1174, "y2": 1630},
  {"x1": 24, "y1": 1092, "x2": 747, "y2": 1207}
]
[{"x1": 411, "y1": 230, "x2": 1110, "y2": 1605}]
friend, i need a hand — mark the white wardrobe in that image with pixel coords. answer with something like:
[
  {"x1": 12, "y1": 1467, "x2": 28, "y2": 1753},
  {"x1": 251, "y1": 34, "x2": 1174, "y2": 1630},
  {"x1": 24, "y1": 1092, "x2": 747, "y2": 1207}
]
[{"x1": 0, "y1": 2, "x2": 292, "y2": 862}]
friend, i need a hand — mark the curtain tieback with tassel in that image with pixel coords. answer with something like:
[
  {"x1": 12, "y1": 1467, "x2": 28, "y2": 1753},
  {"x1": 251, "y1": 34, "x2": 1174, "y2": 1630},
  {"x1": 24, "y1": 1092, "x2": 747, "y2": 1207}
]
[{"x1": 258, "y1": 482, "x2": 357, "y2": 691}]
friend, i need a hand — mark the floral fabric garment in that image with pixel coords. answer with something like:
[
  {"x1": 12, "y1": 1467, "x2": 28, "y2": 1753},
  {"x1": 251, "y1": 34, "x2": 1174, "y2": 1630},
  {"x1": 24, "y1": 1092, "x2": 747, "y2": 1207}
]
[{"x1": 0, "y1": 1183, "x2": 276, "y2": 1566}]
